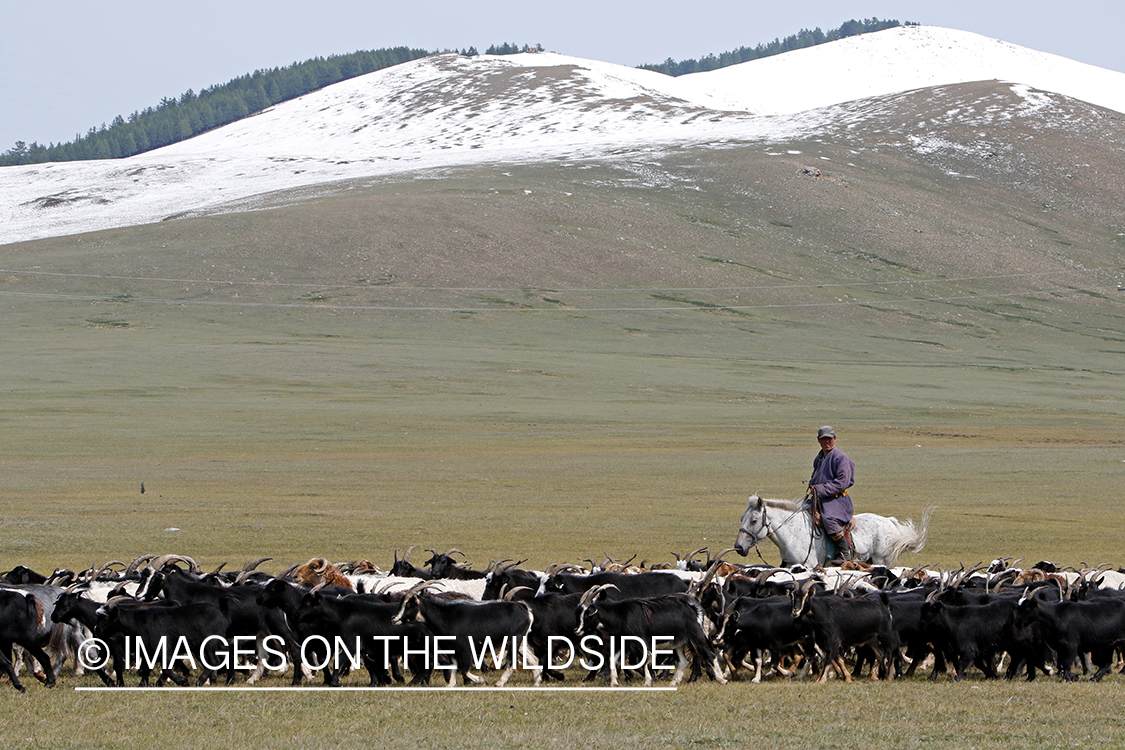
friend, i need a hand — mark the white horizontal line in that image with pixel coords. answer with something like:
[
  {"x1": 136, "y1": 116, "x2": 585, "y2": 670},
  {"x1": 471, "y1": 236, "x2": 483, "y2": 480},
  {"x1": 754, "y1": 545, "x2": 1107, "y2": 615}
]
[{"x1": 75, "y1": 686, "x2": 676, "y2": 692}]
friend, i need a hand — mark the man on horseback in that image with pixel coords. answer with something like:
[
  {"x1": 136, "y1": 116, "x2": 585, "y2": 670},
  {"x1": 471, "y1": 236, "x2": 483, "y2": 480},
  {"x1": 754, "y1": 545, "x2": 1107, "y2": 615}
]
[{"x1": 806, "y1": 426, "x2": 855, "y2": 562}]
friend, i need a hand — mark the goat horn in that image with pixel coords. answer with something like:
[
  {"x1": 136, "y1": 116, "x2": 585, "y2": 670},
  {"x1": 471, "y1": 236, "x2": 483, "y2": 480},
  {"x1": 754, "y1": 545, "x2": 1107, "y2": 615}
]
[
  {"x1": 444, "y1": 549, "x2": 465, "y2": 559},
  {"x1": 403, "y1": 580, "x2": 444, "y2": 599},
  {"x1": 403, "y1": 546, "x2": 417, "y2": 563},
  {"x1": 151, "y1": 554, "x2": 199, "y2": 573},
  {"x1": 208, "y1": 562, "x2": 228, "y2": 577},
  {"x1": 755, "y1": 567, "x2": 784, "y2": 586},
  {"x1": 488, "y1": 559, "x2": 515, "y2": 574},
  {"x1": 47, "y1": 569, "x2": 76, "y2": 585},
  {"x1": 904, "y1": 562, "x2": 932, "y2": 581},
  {"x1": 375, "y1": 580, "x2": 400, "y2": 595},
  {"x1": 147, "y1": 554, "x2": 177, "y2": 571},
  {"x1": 504, "y1": 586, "x2": 533, "y2": 601},
  {"x1": 243, "y1": 557, "x2": 272, "y2": 572},
  {"x1": 1062, "y1": 575, "x2": 1080, "y2": 602},
  {"x1": 951, "y1": 562, "x2": 978, "y2": 588},
  {"x1": 579, "y1": 583, "x2": 618, "y2": 609},
  {"x1": 92, "y1": 561, "x2": 124, "y2": 582},
  {"x1": 693, "y1": 548, "x2": 736, "y2": 595},
  {"x1": 125, "y1": 554, "x2": 157, "y2": 576}
]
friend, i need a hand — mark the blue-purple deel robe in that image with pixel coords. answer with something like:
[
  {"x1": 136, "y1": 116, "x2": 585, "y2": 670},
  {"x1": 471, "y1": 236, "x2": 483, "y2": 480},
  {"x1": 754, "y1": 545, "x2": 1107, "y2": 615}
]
[{"x1": 808, "y1": 447, "x2": 854, "y2": 535}]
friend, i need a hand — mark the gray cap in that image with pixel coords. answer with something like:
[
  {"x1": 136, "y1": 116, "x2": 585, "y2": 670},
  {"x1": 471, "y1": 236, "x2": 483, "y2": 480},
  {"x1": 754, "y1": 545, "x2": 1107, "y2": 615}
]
[{"x1": 817, "y1": 425, "x2": 836, "y2": 439}]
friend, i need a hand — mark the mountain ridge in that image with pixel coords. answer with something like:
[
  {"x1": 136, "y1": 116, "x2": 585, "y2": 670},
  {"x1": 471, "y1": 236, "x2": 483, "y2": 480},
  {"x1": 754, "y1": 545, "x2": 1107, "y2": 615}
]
[{"x1": 3, "y1": 25, "x2": 1124, "y2": 247}]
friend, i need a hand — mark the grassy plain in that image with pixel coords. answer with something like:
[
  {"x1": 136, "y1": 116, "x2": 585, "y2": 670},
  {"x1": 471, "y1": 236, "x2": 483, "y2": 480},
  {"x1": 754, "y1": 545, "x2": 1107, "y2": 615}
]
[{"x1": 2, "y1": 100, "x2": 1125, "y2": 747}]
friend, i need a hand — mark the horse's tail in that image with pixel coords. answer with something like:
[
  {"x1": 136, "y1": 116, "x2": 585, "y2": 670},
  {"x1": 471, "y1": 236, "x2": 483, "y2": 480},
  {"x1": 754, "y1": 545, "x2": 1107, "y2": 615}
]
[{"x1": 882, "y1": 506, "x2": 935, "y2": 564}]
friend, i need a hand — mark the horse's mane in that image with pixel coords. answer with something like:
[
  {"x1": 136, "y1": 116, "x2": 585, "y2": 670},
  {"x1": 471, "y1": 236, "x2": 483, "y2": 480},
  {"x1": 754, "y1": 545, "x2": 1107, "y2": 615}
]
[{"x1": 755, "y1": 495, "x2": 806, "y2": 513}]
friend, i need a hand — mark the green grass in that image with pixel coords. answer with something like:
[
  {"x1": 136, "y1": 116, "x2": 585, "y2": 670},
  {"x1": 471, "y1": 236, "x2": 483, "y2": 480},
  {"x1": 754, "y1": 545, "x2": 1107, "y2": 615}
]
[{"x1": 7, "y1": 671, "x2": 1125, "y2": 749}]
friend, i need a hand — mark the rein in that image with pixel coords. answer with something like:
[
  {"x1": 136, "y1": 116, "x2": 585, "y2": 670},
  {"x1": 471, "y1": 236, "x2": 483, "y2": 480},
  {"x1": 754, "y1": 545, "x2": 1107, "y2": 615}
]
[{"x1": 741, "y1": 499, "x2": 815, "y2": 566}]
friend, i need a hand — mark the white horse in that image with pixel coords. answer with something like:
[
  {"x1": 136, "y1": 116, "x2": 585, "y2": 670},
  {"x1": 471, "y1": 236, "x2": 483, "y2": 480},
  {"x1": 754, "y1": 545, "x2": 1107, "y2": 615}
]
[{"x1": 733, "y1": 494, "x2": 932, "y2": 568}]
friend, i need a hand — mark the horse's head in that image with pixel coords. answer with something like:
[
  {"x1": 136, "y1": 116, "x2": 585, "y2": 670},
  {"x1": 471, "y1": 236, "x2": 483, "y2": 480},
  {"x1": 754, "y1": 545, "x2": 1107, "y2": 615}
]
[{"x1": 734, "y1": 494, "x2": 767, "y2": 557}]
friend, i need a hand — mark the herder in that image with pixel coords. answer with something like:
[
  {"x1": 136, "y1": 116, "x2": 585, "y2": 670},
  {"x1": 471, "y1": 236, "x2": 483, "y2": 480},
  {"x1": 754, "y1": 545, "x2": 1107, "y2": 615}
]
[{"x1": 806, "y1": 426, "x2": 855, "y2": 562}]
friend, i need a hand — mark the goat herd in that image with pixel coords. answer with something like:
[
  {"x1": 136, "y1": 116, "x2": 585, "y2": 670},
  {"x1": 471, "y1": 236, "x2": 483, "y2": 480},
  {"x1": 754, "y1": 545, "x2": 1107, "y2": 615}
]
[{"x1": 2, "y1": 547, "x2": 1125, "y2": 690}]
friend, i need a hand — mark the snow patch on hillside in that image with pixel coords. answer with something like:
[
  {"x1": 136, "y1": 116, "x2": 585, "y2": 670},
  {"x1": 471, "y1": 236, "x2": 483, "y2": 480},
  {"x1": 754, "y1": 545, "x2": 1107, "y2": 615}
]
[
  {"x1": 686, "y1": 25, "x2": 1125, "y2": 116},
  {"x1": 3, "y1": 25, "x2": 1123, "y2": 246}
]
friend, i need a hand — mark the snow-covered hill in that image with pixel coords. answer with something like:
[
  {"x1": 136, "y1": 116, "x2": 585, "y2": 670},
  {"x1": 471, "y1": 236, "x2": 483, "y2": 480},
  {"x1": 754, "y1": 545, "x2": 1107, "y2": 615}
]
[
  {"x1": 3, "y1": 25, "x2": 1123, "y2": 246},
  {"x1": 685, "y1": 25, "x2": 1125, "y2": 115}
]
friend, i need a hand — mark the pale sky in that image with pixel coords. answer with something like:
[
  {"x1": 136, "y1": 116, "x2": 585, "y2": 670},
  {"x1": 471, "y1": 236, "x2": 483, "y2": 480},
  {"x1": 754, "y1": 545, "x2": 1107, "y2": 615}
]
[{"x1": 2, "y1": 1, "x2": 1123, "y2": 151}]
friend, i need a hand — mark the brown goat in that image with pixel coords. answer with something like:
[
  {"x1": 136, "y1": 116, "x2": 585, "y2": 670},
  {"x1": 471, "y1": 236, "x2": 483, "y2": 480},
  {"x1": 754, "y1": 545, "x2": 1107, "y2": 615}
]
[{"x1": 292, "y1": 557, "x2": 354, "y2": 591}]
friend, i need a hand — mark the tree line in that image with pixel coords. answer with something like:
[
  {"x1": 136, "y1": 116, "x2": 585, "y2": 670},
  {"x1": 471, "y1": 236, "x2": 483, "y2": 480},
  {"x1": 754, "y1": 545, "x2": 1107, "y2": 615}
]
[
  {"x1": 639, "y1": 18, "x2": 914, "y2": 76},
  {"x1": 2, "y1": 21, "x2": 908, "y2": 167},
  {"x1": 0, "y1": 47, "x2": 430, "y2": 167}
]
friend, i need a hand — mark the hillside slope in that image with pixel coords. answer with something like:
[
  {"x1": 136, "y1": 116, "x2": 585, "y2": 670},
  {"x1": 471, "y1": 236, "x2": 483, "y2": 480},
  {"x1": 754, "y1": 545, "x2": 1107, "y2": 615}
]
[
  {"x1": 5, "y1": 81, "x2": 1122, "y2": 325},
  {"x1": 3, "y1": 26, "x2": 1124, "y2": 247}
]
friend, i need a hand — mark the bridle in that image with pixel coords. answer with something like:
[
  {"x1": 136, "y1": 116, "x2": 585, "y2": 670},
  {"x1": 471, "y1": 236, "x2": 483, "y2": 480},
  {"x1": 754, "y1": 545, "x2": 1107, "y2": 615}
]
[{"x1": 739, "y1": 498, "x2": 815, "y2": 566}]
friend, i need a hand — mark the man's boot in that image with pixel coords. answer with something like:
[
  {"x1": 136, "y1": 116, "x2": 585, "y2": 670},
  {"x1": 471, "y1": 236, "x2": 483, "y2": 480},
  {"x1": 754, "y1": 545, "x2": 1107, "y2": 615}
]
[{"x1": 830, "y1": 531, "x2": 853, "y2": 563}]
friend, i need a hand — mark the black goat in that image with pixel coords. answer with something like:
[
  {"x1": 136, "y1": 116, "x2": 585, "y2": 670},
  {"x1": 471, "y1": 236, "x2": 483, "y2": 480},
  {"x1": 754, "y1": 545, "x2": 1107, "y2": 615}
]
[
  {"x1": 717, "y1": 594, "x2": 810, "y2": 682},
  {"x1": 791, "y1": 584, "x2": 897, "y2": 683},
  {"x1": 392, "y1": 582, "x2": 533, "y2": 687},
  {"x1": 1013, "y1": 592, "x2": 1125, "y2": 681},
  {"x1": 97, "y1": 598, "x2": 230, "y2": 686},
  {"x1": 576, "y1": 585, "x2": 727, "y2": 687},
  {"x1": 290, "y1": 585, "x2": 431, "y2": 686},
  {"x1": 0, "y1": 589, "x2": 56, "y2": 691}
]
